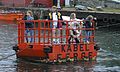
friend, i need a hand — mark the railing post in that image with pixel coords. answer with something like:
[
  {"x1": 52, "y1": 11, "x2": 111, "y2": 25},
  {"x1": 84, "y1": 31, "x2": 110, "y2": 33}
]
[
  {"x1": 80, "y1": 21, "x2": 82, "y2": 43},
  {"x1": 43, "y1": 20, "x2": 45, "y2": 44},
  {"x1": 48, "y1": 20, "x2": 50, "y2": 44},
  {"x1": 21, "y1": 21, "x2": 25, "y2": 43},
  {"x1": 18, "y1": 22, "x2": 21, "y2": 44},
  {"x1": 38, "y1": 20, "x2": 41, "y2": 43},
  {"x1": 66, "y1": 21, "x2": 69, "y2": 44}
]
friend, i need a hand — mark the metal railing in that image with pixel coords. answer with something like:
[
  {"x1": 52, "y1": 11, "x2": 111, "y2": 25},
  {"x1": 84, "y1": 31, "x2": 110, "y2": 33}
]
[{"x1": 18, "y1": 20, "x2": 95, "y2": 45}]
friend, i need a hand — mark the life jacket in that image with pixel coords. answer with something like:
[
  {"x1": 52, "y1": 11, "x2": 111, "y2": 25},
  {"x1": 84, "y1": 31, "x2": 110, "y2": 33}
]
[
  {"x1": 84, "y1": 20, "x2": 93, "y2": 28},
  {"x1": 48, "y1": 12, "x2": 61, "y2": 20},
  {"x1": 48, "y1": 12, "x2": 62, "y2": 28},
  {"x1": 23, "y1": 15, "x2": 34, "y2": 28}
]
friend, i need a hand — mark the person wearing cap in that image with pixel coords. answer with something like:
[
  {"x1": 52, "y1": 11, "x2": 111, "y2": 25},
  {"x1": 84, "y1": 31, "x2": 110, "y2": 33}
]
[
  {"x1": 23, "y1": 10, "x2": 34, "y2": 43},
  {"x1": 48, "y1": 6, "x2": 63, "y2": 28},
  {"x1": 48, "y1": 6, "x2": 63, "y2": 44}
]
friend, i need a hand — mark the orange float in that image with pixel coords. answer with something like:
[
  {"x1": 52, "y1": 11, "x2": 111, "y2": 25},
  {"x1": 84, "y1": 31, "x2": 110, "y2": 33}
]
[{"x1": 0, "y1": 12, "x2": 23, "y2": 21}]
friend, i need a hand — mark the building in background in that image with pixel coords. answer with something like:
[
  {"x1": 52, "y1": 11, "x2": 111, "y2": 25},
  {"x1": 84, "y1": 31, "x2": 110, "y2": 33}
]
[
  {"x1": 0, "y1": 0, "x2": 32, "y2": 7},
  {"x1": 33, "y1": 0, "x2": 65, "y2": 7},
  {"x1": 0, "y1": 0, "x2": 65, "y2": 8}
]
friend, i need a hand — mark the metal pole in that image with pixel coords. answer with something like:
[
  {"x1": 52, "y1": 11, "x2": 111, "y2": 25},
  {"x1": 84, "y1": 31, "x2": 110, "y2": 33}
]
[
  {"x1": 57, "y1": 0, "x2": 61, "y2": 9},
  {"x1": 13, "y1": 0, "x2": 14, "y2": 7},
  {"x1": 65, "y1": 0, "x2": 70, "y2": 7}
]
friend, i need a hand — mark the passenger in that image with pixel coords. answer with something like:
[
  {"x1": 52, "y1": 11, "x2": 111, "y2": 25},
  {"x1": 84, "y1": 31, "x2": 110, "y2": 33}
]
[
  {"x1": 84, "y1": 15, "x2": 94, "y2": 43},
  {"x1": 23, "y1": 10, "x2": 34, "y2": 43},
  {"x1": 48, "y1": 6, "x2": 63, "y2": 44},
  {"x1": 68, "y1": 13, "x2": 82, "y2": 44}
]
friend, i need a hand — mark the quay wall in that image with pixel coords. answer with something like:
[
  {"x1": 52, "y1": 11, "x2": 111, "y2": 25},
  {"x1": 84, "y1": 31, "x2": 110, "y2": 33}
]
[
  {"x1": 1, "y1": 7, "x2": 120, "y2": 26},
  {"x1": 59, "y1": 10, "x2": 120, "y2": 26},
  {"x1": 41, "y1": 9, "x2": 120, "y2": 26}
]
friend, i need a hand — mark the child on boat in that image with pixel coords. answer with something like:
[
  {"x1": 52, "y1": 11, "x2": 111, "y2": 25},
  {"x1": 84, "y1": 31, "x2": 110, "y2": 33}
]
[
  {"x1": 68, "y1": 13, "x2": 82, "y2": 44},
  {"x1": 23, "y1": 10, "x2": 34, "y2": 43}
]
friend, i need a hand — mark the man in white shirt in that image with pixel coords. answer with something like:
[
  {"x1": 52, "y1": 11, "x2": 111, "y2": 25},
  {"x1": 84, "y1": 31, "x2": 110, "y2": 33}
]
[
  {"x1": 52, "y1": 12, "x2": 58, "y2": 28},
  {"x1": 48, "y1": 6, "x2": 63, "y2": 44}
]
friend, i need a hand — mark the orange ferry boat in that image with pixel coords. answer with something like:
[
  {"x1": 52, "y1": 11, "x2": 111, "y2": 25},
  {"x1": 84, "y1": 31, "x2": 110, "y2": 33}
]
[{"x1": 13, "y1": 20, "x2": 99, "y2": 63}]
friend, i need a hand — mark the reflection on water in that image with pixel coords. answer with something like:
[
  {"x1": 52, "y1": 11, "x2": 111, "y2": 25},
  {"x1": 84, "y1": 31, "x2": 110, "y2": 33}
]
[
  {"x1": 0, "y1": 21, "x2": 120, "y2": 72},
  {"x1": 16, "y1": 60, "x2": 96, "y2": 72}
]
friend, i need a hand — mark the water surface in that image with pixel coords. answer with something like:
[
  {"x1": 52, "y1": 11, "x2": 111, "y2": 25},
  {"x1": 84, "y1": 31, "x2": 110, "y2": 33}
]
[{"x1": 0, "y1": 21, "x2": 120, "y2": 72}]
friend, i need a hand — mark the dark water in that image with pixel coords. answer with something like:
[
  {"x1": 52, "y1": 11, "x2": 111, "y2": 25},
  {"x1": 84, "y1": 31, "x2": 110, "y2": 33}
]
[{"x1": 0, "y1": 21, "x2": 120, "y2": 72}]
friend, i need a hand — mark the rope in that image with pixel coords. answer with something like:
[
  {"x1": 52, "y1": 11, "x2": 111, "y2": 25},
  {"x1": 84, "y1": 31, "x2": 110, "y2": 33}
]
[
  {"x1": 0, "y1": 53, "x2": 16, "y2": 61},
  {"x1": 0, "y1": 45, "x2": 16, "y2": 61},
  {"x1": 0, "y1": 37, "x2": 18, "y2": 61},
  {"x1": 0, "y1": 43, "x2": 30, "y2": 61}
]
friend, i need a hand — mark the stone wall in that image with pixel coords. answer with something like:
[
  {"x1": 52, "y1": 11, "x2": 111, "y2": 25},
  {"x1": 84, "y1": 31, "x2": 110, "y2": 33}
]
[
  {"x1": 76, "y1": 0, "x2": 120, "y2": 8},
  {"x1": 77, "y1": 0, "x2": 102, "y2": 7}
]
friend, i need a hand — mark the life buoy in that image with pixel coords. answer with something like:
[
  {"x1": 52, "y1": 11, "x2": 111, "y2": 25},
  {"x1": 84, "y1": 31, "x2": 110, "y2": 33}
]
[
  {"x1": 110, "y1": 18, "x2": 116, "y2": 23},
  {"x1": 103, "y1": 18, "x2": 108, "y2": 23},
  {"x1": 94, "y1": 44, "x2": 100, "y2": 51}
]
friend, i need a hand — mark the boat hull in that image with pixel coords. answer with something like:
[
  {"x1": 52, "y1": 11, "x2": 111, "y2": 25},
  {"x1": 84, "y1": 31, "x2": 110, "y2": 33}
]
[
  {"x1": 14, "y1": 43, "x2": 98, "y2": 63},
  {"x1": 13, "y1": 20, "x2": 99, "y2": 63}
]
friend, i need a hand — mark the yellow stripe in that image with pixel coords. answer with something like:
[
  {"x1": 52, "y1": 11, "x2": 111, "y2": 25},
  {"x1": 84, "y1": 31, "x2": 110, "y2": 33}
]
[
  {"x1": 49, "y1": 13, "x2": 52, "y2": 19},
  {"x1": 58, "y1": 12, "x2": 61, "y2": 19}
]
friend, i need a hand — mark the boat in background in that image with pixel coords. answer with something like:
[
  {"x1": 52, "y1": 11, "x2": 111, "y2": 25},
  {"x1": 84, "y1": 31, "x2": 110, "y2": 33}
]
[{"x1": 0, "y1": 10, "x2": 23, "y2": 21}]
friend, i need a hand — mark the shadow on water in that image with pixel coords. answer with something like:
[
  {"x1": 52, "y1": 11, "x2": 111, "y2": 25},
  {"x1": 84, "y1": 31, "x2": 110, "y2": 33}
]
[
  {"x1": 16, "y1": 60, "x2": 95, "y2": 72},
  {"x1": 16, "y1": 59, "x2": 96, "y2": 72},
  {"x1": 0, "y1": 21, "x2": 120, "y2": 72}
]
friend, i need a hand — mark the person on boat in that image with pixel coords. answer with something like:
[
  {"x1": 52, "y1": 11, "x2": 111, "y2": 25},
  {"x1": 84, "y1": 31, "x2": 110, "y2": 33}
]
[
  {"x1": 48, "y1": 6, "x2": 63, "y2": 44},
  {"x1": 84, "y1": 15, "x2": 94, "y2": 43},
  {"x1": 68, "y1": 13, "x2": 82, "y2": 44},
  {"x1": 23, "y1": 10, "x2": 34, "y2": 43}
]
